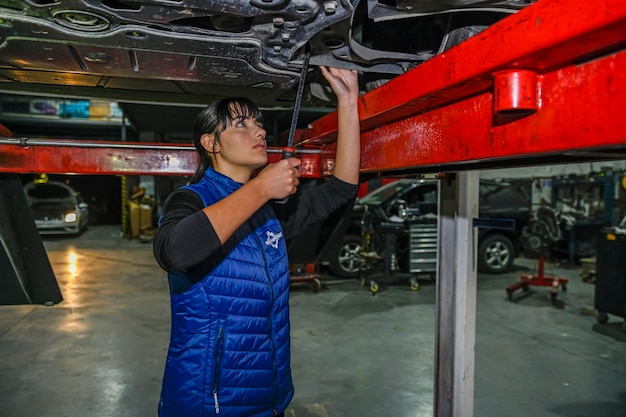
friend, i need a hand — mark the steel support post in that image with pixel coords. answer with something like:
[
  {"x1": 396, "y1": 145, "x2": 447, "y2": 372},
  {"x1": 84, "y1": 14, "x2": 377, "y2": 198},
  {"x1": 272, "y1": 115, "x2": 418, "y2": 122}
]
[{"x1": 435, "y1": 171, "x2": 479, "y2": 417}]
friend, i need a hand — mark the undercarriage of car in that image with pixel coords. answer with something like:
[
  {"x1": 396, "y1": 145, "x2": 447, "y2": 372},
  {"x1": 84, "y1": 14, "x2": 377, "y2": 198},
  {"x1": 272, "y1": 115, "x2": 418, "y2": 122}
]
[{"x1": 0, "y1": 0, "x2": 532, "y2": 112}]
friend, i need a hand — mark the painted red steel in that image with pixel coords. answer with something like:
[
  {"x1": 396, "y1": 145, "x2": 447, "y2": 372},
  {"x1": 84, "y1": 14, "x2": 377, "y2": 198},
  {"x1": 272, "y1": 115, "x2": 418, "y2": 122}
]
[
  {"x1": 300, "y1": 0, "x2": 626, "y2": 143},
  {"x1": 492, "y1": 70, "x2": 538, "y2": 114},
  {"x1": 0, "y1": 0, "x2": 625, "y2": 176},
  {"x1": 296, "y1": 0, "x2": 626, "y2": 174},
  {"x1": 356, "y1": 51, "x2": 626, "y2": 174},
  {"x1": 0, "y1": 138, "x2": 325, "y2": 177},
  {"x1": 0, "y1": 140, "x2": 198, "y2": 176}
]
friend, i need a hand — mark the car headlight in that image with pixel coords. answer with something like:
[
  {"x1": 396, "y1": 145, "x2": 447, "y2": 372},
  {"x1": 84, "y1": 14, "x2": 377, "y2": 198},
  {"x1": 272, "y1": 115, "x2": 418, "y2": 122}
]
[{"x1": 64, "y1": 212, "x2": 78, "y2": 223}]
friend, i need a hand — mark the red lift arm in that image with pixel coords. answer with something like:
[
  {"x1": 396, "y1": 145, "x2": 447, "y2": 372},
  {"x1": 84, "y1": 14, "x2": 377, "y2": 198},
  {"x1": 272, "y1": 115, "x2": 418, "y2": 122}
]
[
  {"x1": 1, "y1": 0, "x2": 625, "y2": 176},
  {"x1": 299, "y1": 0, "x2": 626, "y2": 175}
]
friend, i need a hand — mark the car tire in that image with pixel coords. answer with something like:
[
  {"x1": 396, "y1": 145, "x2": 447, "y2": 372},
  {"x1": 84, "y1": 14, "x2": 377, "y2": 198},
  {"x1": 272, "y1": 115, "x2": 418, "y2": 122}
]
[
  {"x1": 478, "y1": 233, "x2": 514, "y2": 274},
  {"x1": 329, "y1": 234, "x2": 364, "y2": 279}
]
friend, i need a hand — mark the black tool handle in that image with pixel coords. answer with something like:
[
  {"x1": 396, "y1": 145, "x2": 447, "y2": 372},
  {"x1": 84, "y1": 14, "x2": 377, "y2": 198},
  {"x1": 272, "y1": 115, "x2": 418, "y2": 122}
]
[
  {"x1": 275, "y1": 147, "x2": 297, "y2": 205},
  {"x1": 282, "y1": 147, "x2": 295, "y2": 160}
]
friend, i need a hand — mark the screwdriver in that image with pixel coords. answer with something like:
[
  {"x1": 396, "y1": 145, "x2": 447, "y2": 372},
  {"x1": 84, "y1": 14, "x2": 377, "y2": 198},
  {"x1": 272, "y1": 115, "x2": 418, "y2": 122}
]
[{"x1": 276, "y1": 49, "x2": 310, "y2": 204}]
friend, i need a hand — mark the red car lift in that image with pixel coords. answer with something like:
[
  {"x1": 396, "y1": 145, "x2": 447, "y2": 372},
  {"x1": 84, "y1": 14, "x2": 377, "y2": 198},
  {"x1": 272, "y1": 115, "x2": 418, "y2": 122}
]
[
  {"x1": 1, "y1": 0, "x2": 626, "y2": 176},
  {"x1": 1, "y1": 1, "x2": 626, "y2": 415}
]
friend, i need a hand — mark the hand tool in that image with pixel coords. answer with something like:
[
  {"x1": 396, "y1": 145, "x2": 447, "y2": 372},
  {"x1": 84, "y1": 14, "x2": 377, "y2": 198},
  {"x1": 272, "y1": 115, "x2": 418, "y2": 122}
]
[{"x1": 276, "y1": 49, "x2": 310, "y2": 204}]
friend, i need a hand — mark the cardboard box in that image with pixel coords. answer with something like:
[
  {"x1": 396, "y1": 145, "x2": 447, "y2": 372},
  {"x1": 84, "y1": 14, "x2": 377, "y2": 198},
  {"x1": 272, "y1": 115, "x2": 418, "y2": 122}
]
[
  {"x1": 30, "y1": 99, "x2": 60, "y2": 116},
  {"x1": 60, "y1": 100, "x2": 90, "y2": 118},
  {"x1": 89, "y1": 100, "x2": 111, "y2": 119}
]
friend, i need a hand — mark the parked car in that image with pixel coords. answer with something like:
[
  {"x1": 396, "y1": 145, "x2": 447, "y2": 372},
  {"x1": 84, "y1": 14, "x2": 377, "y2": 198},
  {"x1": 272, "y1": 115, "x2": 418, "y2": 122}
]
[
  {"x1": 23, "y1": 181, "x2": 89, "y2": 236},
  {"x1": 328, "y1": 178, "x2": 530, "y2": 278}
]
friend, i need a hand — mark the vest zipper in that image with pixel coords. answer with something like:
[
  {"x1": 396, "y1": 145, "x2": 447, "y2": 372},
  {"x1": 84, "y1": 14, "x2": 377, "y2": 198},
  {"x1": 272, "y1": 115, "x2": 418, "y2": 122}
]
[
  {"x1": 213, "y1": 390, "x2": 220, "y2": 414},
  {"x1": 254, "y1": 232, "x2": 280, "y2": 412},
  {"x1": 212, "y1": 327, "x2": 225, "y2": 414}
]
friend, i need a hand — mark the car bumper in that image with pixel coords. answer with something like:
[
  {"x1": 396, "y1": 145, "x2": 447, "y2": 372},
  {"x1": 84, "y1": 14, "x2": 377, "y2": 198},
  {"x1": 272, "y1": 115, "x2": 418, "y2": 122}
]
[{"x1": 34, "y1": 220, "x2": 81, "y2": 235}]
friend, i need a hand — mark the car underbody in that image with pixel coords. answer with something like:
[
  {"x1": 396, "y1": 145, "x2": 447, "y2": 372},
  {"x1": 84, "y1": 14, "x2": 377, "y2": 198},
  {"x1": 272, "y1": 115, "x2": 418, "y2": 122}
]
[{"x1": 0, "y1": 0, "x2": 532, "y2": 114}]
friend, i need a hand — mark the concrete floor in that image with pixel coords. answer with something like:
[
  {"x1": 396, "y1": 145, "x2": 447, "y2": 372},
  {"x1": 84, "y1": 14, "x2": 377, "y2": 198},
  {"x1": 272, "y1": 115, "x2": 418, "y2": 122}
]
[{"x1": 1, "y1": 225, "x2": 625, "y2": 417}]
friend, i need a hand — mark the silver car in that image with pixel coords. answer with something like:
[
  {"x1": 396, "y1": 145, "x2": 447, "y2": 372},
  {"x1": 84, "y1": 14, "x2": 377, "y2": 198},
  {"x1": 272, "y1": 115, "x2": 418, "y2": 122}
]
[{"x1": 23, "y1": 181, "x2": 89, "y2": 236}]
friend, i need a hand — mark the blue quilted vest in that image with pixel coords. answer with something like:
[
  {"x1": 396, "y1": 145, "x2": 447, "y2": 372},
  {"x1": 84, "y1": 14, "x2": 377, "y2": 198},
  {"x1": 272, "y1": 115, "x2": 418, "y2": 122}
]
[{"x1": 159, "y1": 168, "x2": 294, "y2": 417}]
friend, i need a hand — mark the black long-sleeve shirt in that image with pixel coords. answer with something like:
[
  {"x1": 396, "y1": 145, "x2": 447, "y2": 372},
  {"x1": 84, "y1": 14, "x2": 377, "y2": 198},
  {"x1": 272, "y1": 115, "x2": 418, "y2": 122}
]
[{"x1": 153, "y1": 175, "x2": 358, "y2": 273}]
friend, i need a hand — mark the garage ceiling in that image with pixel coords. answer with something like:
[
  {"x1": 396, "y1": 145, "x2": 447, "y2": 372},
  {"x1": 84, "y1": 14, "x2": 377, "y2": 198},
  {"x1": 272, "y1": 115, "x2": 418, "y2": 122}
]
[{"x1": 0, "y1": 96, "x2": 334, "y2": 147}]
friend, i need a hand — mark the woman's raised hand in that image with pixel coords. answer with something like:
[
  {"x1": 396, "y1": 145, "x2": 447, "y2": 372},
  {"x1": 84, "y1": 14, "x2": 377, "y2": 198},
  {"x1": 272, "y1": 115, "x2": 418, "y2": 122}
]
[{"x1": 319, "y1": 66, "x2": 359, "y2": 103}]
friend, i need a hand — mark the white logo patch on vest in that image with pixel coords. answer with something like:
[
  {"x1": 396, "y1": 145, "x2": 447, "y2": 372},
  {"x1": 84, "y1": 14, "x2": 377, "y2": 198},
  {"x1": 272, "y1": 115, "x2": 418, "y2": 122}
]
[{"x1": 265, "y1": 230, "x2": 283, "y2": 249}]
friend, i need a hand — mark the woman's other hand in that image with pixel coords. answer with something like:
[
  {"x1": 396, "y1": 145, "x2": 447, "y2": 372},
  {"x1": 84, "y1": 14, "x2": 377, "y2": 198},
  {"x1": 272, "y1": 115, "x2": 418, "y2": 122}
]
[{"x1": 254, "y1": 157, "x2": 302, "y2": 200}]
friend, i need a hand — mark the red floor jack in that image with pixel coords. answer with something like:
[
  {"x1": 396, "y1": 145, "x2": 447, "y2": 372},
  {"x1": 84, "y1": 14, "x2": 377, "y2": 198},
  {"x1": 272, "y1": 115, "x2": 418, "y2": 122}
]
[
  {"x1": 289, "y1": 264, "x2": 322, "y2": 292},
  {"x1": 506, "y1": 252, "x2": 568, "y2": 306}
]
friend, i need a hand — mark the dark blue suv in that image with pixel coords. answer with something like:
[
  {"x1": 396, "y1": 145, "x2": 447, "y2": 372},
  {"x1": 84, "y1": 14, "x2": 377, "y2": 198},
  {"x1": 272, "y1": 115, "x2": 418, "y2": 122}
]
[{"x1": 328, "y1": 178, "x2": 531, "y2": 278}]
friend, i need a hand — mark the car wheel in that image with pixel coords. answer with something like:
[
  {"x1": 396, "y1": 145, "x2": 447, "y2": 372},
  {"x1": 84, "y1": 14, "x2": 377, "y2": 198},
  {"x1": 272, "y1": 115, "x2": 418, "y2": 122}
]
[
  {"x1": 329, "y1": 234, "x2": 365, "y2": 278},
  {"x1": 478, "y1": 233, "x2": 514, "y2": 274}
]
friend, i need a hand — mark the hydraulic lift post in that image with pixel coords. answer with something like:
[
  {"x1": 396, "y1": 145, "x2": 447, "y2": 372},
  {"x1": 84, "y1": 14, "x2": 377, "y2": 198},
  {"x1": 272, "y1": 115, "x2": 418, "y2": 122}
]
[
  {"x1": 1, "y1": 1, "x2": 626, "y2": 416},
  {"x1": 436, "y1": 171, "x2": 479, "y2": 417}
]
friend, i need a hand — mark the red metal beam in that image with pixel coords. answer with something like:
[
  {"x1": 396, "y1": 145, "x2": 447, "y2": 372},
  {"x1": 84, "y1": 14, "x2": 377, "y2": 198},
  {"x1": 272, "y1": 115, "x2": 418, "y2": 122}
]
[
  {"x1": 0, "y1": 140, "x2": 198, "y2": 176},
  {"x1": 299, "y1": 0, "x2": 626, "y2": 146},
  {"x1": 0, "y1": 0, "x2": 625, "y2": 176},
  {"x1": 0, "y1": 138, "x2": 326, "y2": 177},
  {"x1": 297, "y1": 0, "x2": 626, "y2": 174},
  {"x1": 358, "y1": 50, "x2": 626, "y2": 174}
]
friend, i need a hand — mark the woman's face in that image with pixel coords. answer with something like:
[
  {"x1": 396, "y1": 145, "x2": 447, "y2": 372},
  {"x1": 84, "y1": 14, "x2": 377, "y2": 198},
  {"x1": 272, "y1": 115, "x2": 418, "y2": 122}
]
[{"x1": 215, "y1": 114, "x2": 268, "y2": 172}]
